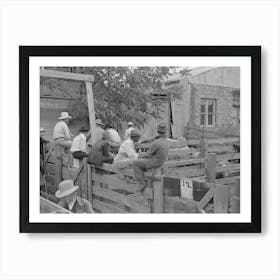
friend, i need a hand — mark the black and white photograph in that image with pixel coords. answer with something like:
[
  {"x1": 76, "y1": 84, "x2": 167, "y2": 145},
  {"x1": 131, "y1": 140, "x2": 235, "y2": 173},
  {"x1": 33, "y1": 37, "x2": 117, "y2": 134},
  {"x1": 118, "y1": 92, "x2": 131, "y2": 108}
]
[
  {"x1": 39, "y1": 66, "x2": 241, "y2": 215},
  {"x1": 20, "y1": 46, "x2": 260, "y2": 233}
]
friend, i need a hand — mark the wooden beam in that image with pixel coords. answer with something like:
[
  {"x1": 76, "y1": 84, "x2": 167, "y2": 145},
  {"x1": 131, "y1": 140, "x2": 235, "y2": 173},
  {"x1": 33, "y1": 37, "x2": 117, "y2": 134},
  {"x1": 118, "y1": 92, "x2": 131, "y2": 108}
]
[
  {"x1": 206, "y1": 153, "x2": 216, "y2": 183},
  {"x1": 85, "y1": 81, "x2": 96, "y2": 145},
  {"x1": 40, "y1": 69, "x2": 95, "y2": 82},
  {"x1": 214, "y1": 185, "x2": 230, "y2": 213}
]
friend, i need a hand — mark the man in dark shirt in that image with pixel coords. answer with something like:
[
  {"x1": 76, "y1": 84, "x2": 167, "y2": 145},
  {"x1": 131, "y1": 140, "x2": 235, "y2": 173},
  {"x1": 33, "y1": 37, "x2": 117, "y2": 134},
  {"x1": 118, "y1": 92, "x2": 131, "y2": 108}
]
[
  {"x1": 87, "y1": 132, "x2": 114, "y2": 166},
  {"x1": 133, "y1": 123, "x2": 169, "y2": 190}
]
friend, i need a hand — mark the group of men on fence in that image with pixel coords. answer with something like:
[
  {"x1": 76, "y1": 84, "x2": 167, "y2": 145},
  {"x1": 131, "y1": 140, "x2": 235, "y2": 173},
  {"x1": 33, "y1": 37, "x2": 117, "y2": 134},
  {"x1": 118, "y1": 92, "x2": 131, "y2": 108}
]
[{"x1": 41, "y1": 111, "x2": 170, "y2": 213}]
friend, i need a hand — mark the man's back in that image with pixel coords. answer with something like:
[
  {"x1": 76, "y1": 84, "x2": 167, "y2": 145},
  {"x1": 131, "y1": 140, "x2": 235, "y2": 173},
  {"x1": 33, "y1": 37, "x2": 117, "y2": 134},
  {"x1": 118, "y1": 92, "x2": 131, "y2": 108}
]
[{"x1": 88, "y1": 139, "x2": 110, "y2": 166}]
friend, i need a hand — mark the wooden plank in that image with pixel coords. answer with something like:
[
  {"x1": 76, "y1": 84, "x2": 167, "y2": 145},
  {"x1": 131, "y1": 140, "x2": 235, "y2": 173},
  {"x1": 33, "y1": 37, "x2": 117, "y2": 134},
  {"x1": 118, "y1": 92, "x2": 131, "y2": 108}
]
[
  {"x1": 92, "y1": 200, "x2": 128, "y2": 213},
  {"x1": 230, "y1": 178, "x2": 240, "y2": 213},
  {"x1": 164, "y1": 158, "x2": 205, "y2": 168},
  {"x1": 40, "y1": 197, "x2": 71, "y2": 213},
  {"x1": 197, "y1": 187, "x2": 214, "y2": 209},
  {"x1": 44, "y1": 147, "x2": 54, "y2": 166},
  {"x1": 217, "y1": 153, "x2": 240, "y2": 161},
  {"x1": 164, "y1": 196, "x2": 201, "y2": 213},
  {"x1": 40, "y1": 69, "x2": 95, "y2": 82},
  {"x1": 100, "y1": 174, "x2": 153, "y2": 199},
  {"x1": 153, "y1": 169, "x2": 164, "y2": 213},
  {"x1": 85, "y1": 81, "x2": 97, "y2": 146},
  {"x1": 92, "y1": 187, "x2": 151, "y2": 213},
  {"x1": 169, "y1": 148, "x2": 200, "y2": 157},
  {"x1": 214, "y1": 185, "x2": 230, "y2": 213},
  {"x1": 99, "y1": 163, "x2": 135, "y2": 177},
  {"x1": 208, "y1": 146, "x2": 233, "y2": 153},
  {"x1": 206, "y1": 153, "x2": 216, "y2": 183},
  {"x1": 216, "y1": 176, "x2": 240, "y2": 185},
  {"x1": 216, "y1": 164, "x2": 240, "y2": 173},
  {"x1": 87, "y1": 164, "x2": 93, "y2": 205},
  {"x1": 208, "y1": 137, "x2": 239, "y2": 144},
  {"x1": 166, "y1": 167, "x2": 205, "y2": 178}
]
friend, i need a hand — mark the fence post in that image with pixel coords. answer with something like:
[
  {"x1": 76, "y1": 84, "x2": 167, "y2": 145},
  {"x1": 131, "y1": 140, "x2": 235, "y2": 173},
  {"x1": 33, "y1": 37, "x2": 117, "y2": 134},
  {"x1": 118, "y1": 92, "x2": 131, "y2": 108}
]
[
  {"x1": 214, "y1": 184, "x2": 230, "y2": 213},
  {"x1": 206, "y1": 153, "x2": 216, "y2": 183},
  {"x1": 152, "y1": 168, "x2": 164, "y2": 213},
  {"x1": 230, "y1": 178, "x2": 240, "y2": 213},
  {"x1": 86, "y1": 161, "x2": 93, "y2": 206}
]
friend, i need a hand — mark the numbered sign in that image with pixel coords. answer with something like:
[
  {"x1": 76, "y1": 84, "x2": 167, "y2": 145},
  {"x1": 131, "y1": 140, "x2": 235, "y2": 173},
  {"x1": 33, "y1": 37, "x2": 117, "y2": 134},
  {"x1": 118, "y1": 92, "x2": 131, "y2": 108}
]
[{"x1": 180, "y1": 178, "x2": 193, "y2": 199}]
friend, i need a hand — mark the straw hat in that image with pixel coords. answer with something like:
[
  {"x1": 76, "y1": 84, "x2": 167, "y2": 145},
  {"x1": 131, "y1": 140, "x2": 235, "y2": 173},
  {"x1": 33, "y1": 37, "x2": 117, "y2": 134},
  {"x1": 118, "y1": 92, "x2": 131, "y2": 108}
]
[
  {"x1": 96, "y1": 119, "x2": 103, "y2": 125},
  {"x1": 58, "y1": 112, "x2": 72, "y2": 120},
  {"x1": 40, "y1": 127, "x2": 45, "y2": 133},
  {"x1": 127, "y1": 121, "x2": 134, "y2": 126},
  {"x1": 55, "y1": 180, "x2": 79, "y2": 198}
]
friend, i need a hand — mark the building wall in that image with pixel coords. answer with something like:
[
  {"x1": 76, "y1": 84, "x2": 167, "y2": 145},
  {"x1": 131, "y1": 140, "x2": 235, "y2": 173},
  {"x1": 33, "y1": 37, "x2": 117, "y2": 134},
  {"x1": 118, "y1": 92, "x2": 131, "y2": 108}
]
[
  {"x1": 190, "y1": 83, "x2": 237, "y2": 129},
  {"x1": 189, "y1": 67, "x2": 240, "y2": 89}
]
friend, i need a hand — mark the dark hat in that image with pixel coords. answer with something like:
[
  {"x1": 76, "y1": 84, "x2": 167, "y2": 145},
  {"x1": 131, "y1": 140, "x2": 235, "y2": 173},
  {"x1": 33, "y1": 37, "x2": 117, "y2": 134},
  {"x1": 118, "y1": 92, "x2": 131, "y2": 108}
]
[
  {"x1": 157, "y1": 123, "x2": 167, "y2": 134},
  {"x1": 130, "y1": 129, "x2": 140, "y2": 137},
  {"x1": 79, "y1": 126, "x2": 89, "y2": 132}
]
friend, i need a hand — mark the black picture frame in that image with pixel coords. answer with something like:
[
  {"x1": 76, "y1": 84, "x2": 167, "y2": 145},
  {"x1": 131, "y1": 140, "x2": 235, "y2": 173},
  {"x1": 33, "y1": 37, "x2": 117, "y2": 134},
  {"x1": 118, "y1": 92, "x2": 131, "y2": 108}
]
[{"x1": 20, "y1": 46, "x2": 261, "y2": 233}]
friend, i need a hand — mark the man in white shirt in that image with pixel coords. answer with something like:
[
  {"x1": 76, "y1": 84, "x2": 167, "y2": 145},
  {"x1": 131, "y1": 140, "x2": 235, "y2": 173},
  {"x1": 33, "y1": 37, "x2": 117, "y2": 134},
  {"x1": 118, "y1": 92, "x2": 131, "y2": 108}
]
[
  {"x1": 71, "y1": 126, "x2": 89, "y2": 159},
  {"x1": 104, "y1": 123, "x2": 122, "y2": 153},
  {"x1": 124, "y1": 121, "x2": 134, "y2": 140},
  {"x1": 114, "y1": 129, "x2": 140, "y2": 168},
  {"x1": 52, "y1": 112, "x2": 73, "y2": 149}
]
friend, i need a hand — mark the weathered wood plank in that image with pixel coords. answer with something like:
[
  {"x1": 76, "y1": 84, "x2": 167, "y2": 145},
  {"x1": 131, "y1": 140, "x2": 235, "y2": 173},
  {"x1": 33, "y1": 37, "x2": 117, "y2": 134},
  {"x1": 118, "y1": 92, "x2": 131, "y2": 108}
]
[
  {"x1": 197, "y1": 187, "x2": 214, "y2": 209},
  {"x1": 216, "y1": 176, "x2": 240, "y2": 185},
  {"x1": 87, "y1": 164, "x2": 93, "y2": 205},
  {"x1": 45, "y1": 163, "x2": 54, "y2": 175},
  {"x1": 45, "y1": 174, "x2": 55, "y2": 186},
  {"x1": 40, "y1": 69, "x2": 95, "y2": 82},
  {"x1": 217, "y1": 153, "x2": 240, "y2": 161},
  {"x1": 206, "y1": 153, "x2": 216, "y2": 183},
  {"x1": 153, "y1": 175, "x2": 164, "y2": 213},
  {"x1": 92, "y1": 187, "x2": 151, "y2": 213},
  {"x1": 40, "y1": 197, "x2": 71, "y2": 213},
  {"x1": 92, "y1": 200, "x2": 128, "y2": 213},
  {"x1": 208, "y1": 137, "x2": 239, "y2": 144},
  {"x1": 164, "y1": 158, "x2": 205, "y2": 168},
  {"x1": 168, "y1": 148, "x2": 200, "y2": 157},
  {"x1": 216, "y1": 164, "x2": 240, "y2": 173},
  {"x1": 86, "y1": 81, "x2": 97, "y2": 145},
  {"x1": 208, "y1": 146, "x2": 233, "y2": 153},
  {"x1": 166, "y1": 167, "x2": 205, "y2": 178}
]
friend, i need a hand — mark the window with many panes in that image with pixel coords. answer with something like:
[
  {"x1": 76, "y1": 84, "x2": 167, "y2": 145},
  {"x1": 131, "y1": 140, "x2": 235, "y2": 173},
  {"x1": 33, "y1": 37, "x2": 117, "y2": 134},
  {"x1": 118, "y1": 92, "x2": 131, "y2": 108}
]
[{"x1": 200, "y1": 99, "x2": 216, "y2": 127}]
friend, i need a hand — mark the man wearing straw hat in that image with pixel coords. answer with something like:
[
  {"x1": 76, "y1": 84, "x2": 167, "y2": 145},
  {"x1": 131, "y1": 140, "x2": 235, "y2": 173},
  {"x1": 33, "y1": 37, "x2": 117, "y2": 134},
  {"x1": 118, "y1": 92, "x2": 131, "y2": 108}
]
[
  {"x1": 52, "y1": 112, "x2": 73, "y2": 151},
  {"x1": 133, "y1": 123, "x2": 169, "y2": 191},
  {"x1": 55, "y1": 180, "x2": 94, "y2": 213}
]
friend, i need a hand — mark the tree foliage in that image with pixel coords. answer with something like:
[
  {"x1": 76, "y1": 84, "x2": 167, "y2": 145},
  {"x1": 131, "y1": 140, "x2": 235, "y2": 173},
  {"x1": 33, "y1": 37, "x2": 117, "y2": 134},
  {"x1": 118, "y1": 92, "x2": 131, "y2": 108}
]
[{"x1": 42, "y1": 66, "x2": 189, "y2": 129}]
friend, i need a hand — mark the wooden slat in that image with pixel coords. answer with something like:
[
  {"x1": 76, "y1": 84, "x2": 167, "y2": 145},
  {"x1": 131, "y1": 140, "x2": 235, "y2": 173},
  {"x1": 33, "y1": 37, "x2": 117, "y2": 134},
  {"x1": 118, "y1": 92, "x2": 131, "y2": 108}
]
[
  {"x1": 165, "y1": 158, "x2": 205, "y2": 168},
  {"x1": 216, "y1": 176, "x2": 240, "y2": 185},
  {"x1": 86, "y1": 81, "x2": 97, "y2": 145},
  {"x1": 206, "y1": 153, "x2": 216, "y2": 183},
  {"x1": 214, "y1": 185, "x2": 230, "y2": 213},
  {"x1": 216, "y1": 164, "x2": 240, "y2": 172},
  {"x1": 92, "y1": 187, "x2": 151, "y2": 213},
  {"x1": 45, "y1": 163, "x2": 54, "y2": 175},
  {"x1": 208, "y1": 137, "x2": 239, "y2": 144},
  {"x1": 153, "y1": 174, "x2": 164, "y2": 213},
  {"x1": 98, "y1": 163, "x2": 135, "y2": 177},
  {"x1": 208, "y1": 146, "x2": 233, "y2": 153},
  {"x1": 87, "y1": 164, "x2": 93, "y2": 205},
  {"x1": 45, "y1": 174, "x2": 55, "y2": 186},
  {"x1": 164, "y1": 196, "x2": 201, "y2": 213},
  {"x1": 92, "y1": 200, "x2": 128, "y2": 213},
  {"x1": 168, "y1": 148, "x2": 200, "y2": 158},
  {"x1": 40, "y1": 69, "x2": 95, "y2": 82},
  {"x1": 100, "y1": 175, "x2": 153, "y2": 200},
  {"x1": 40, "y1": 197, "x2": 71, "y2": 213},
  {"x1": 197, "y1": 187, "x2": 214, "y2": 209},
  {"x1": 166, "y1": 167, "x2": 205, "y2": 178},
  {"x1": 217, "y1": 153, "x2": 240, "y2": 161}
]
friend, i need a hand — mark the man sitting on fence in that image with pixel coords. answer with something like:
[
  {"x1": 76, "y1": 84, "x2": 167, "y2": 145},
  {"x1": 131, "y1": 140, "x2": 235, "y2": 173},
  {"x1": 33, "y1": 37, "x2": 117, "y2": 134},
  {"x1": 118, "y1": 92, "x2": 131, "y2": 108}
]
[
  {"x1": 114, "y1": 129, "x2": 140, "y2": 168},
  {"x1": 55, "y1": 179, "x2": 94, "y2": 213},
  {"x1": 133, "y1": 123, "x2": 169, "y2": 191},
  {"x1": 104, "y1": 122, "x2": 122, "y2": 154},
  {"x1": 87, "y1": 132, "x2": 114, "y2": 166}
]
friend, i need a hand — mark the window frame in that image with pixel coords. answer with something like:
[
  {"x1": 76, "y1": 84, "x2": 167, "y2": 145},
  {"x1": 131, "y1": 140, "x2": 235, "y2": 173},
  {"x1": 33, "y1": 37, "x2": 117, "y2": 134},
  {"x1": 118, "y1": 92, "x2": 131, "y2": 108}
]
[{"x1": 200, "y1": 98, "x2": 216, "y2": 128}]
